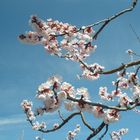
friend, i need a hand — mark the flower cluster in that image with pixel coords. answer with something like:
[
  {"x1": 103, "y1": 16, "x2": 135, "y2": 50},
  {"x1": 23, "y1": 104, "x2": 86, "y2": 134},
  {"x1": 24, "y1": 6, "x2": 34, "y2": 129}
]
[
  {"x1": 35, "y1": 75, "x2": 92, "y2": 114},
  {"x1": 77, "y1": 87, "x2": 89, "y2": 100},
  {"x1": 21, "y1": 100, "x2": 35, "y2": 121},
  {"x1": 66, "y1": 124, "x2": 81, "y2": 140},
  {"x1": 89, "y1": 106, "x2": 120, "y2": 124},
  {"x1": 36, "y1": 75, "x2": 64, "y2": 113},
  {"x1": 32, "y1": 121, "x2": 46, "y2": 130},
  {"x1": 21, "y1": 71, "x2": 140, "y2": 139},
  {"x1": 114, "y1": 72, "x2": 138, "y2": 89},
  {"x1": 60, "y1": 82, "x2": 75, "y2": 97},
  {"x1": 99, "y1": 86, "x2": 133, "y2": 107},
  {"x1": 80, "y1": 63, "x2": 104, "y2": 80},
  {"x1": 35, "y1": 75, "x2": 122, "y2": 124},
  {"x1": 103, "y1": 109, "x2": 120, "y2": 124},
  {"x1": 119, "y1": 93, "x2": 132, "y2": 107},
  {"x1": 99, "y1": 87, "x2": 113, "y2": 101},
  {"x1": 64, "y1": 101, "x2": 76, "y2": 111},
  {"x1": 110, "y1": 128, "x2": 128, "y2": 140},
  {"x1": 19, "y1": 16, "x2": 96, "y2": 61}
]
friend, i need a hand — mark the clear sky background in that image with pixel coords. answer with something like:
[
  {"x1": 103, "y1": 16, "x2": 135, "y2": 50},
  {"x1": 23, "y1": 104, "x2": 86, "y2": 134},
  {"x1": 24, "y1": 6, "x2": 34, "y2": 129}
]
[{"x1": 0, "y1": 0, "x2": 140, "y2": 140}]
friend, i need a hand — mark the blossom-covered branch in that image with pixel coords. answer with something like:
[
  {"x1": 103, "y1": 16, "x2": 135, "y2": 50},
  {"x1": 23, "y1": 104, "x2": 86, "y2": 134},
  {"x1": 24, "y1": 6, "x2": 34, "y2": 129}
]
[
  {"x1": 39, "y1": 112, "x2": 81, "y2": 133},
  {"x1": 19, "y1": 0, "x2": 139, "y2": 140},
  {"x1": 67, "y1": 94, "x2": 140, "y2": 111},
  {"x1": 110, "y1": 128, "x2": 129, "y2": 140}
]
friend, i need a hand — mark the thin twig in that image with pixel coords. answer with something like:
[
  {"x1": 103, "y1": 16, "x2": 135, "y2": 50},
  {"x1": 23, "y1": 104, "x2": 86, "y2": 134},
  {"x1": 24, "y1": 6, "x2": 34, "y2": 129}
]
[
  {"x1": 135, "y1": 66, "x2": 140, "y2": 76},
  {"x1": 130, "y1": 24, "x2": 140, "y2": 44},
  {"x1": 39, "y1": 112, "x2": 81, "y2": 133},
  {"x1": 58, "y1": 110, "x2": 65, "y2": 121},
  {"x1": 92, "y1": 0, "x2": 138, "y2": 39},
  {"x1": 80, "y1": 112, "x2": 95, "y2": 132},
  {"x1": 55, "y1": 0, "x2": 138, "y2": 39}
]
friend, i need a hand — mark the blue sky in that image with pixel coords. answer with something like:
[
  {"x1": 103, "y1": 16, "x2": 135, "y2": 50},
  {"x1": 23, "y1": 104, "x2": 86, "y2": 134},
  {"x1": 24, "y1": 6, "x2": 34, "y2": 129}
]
[{"x1": 0, "y1": 0, "x2": 140, "y2": 140}]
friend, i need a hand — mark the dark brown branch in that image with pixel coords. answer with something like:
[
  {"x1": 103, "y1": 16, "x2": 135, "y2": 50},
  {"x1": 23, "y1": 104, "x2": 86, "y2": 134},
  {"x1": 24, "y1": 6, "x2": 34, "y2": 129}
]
[
  {"x1": 87, "y1": 122, "x2": 106, "y2": 140},
  {"x1": 67, "y1": 94, "x2": 138, "y2": 111},
  {"x1": 80, "y1": 112, "x2": 95, "y2": 132},
  {"x1": 55, "y1": 1, "x2": 138, "y2": 39},
  {"x1": 98, "y1": 124, "x2": 109, "y2": 140},
  {"x1": 38, "y1": 112, "x2": 80, "y2": 133},
  {"x1": 79, "y1": 58, "x2": 140, "y2": 76},
  {"x1": 101, "y1": 60, "x2": 140, "y2": 74},
  {"x1": 135, "y1": 66, "x2": 140, "y2": 76},
  {"x1": 92, "y1": 0, "x2": 138, "y2": 39}
]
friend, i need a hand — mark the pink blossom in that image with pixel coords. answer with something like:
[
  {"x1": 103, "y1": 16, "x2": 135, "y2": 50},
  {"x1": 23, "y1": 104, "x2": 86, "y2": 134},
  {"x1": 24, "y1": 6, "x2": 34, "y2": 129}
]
[
  {"x1": 81, "y1": 63, "x2": 104, "y2": 80},
  {"x1": 76, "y1": 87, "x2": 89, "y2": 100},
  {"x1": 99, "y1": 87, "x2": 113, "y2": 101},
  {"x1": 119, "y1": 93, "x2": 132, "y2": 107},
  {"x1": 92, "y1": 106, "x2": 104, "y2": 118},
  {"x1": 61, "y1": 82, "x2": 75, "y2": 97},
  {"x1": 103, "y1": 109, "x2": 120, "y2": 124},
  {"x1": 64, "y1": 101, "x2": 76, "y2": 111}
]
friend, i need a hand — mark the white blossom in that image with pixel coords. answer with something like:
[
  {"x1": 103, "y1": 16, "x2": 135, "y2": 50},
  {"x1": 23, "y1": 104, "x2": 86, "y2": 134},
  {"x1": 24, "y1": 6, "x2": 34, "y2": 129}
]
[
  {"x1": 53, "y1": 123, "x2": 59, "y2": 129},
  {"x1": 66, "y1": 125, "x2": 81, "y2": 140},
  {"x1": 110, "y1": 128, "x2": 128, "y2": 140},
  {"x1": 61, "y1": 82, "x2": 75, "y2": 97},
  {"x1": 77, "y1": 87, "x2": 89, "y2": 99},
  {"x1": 64, "y1": 101, "x2": 76, "y2": 111},
  {"x1": 103, "y1": 109, "x2": 120, "y2": 124}
]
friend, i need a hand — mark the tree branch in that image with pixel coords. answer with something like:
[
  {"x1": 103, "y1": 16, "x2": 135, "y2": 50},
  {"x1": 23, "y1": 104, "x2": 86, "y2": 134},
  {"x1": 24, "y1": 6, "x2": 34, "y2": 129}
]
[
  {"x1": 54, "y1": 0, "x2": 138, "y2": 39},
  {"x1": 38, "y1": 112, "x2": 81, "y2": 133},
  {"x1": 58, "y1": 110, "x2": 65, "y2": 121},
  {"x1": 101, "y1": 59, "x2": 140, "y2": 74},
  {"x1": 98, "y1": 124, "x2": 109, "y2": 140},
  {"x1": 92, "y1": 0, "x2": 138, "y2": 39},
  {"x1": 67, "y1": 94, "x2": 139, "y2": 111},
  {"x1": 80, "y1": 112, "x2": 95, "y2": 132},
  {"x1": 87, "y1": 122, "x2": 106, "y2": 140},
  {"x1": 78, "y1": 58, "x2": 140, "y2": 76}
]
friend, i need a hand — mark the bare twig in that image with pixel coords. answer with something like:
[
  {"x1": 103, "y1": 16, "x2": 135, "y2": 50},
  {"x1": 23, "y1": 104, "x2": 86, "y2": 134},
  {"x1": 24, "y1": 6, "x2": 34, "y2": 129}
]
[
  {"x1": 135, "y1": 66, "x2": 140, "y2": 76},
  {"x1": 39, "y1": 112, "x2": 81, "y2": 133},
  {"x1": 58, "y1": 110, "x2": 65, "y2": 121},
  {"x1": 80, "y1": 112, "x2": 95, "y2": 132},
  {"x1": 101, "y1": 60, "x2": 140, "y2": 74},
  {"x1": 130, "y1": 24, "x2": 140, "y2": 44},
  {"x1": 92, "y1": 0, "x2": 138, "y2": 39}
]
